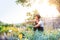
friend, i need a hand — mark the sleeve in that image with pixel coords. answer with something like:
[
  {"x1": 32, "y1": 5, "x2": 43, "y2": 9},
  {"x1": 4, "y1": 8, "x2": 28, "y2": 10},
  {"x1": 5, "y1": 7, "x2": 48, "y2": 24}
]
[{"x1": 38, "y1": 20, "x2": 44, "y2": 27}]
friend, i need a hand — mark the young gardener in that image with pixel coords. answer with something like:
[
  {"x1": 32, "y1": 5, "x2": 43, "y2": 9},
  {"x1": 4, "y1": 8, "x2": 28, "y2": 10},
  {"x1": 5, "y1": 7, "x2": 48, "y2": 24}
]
[
  {"x1": 33, "y1": 14, "x2": 44, "y2": 31},
  {"x1": 26, "y1": 14, "x2": 44, "y2": 31}
]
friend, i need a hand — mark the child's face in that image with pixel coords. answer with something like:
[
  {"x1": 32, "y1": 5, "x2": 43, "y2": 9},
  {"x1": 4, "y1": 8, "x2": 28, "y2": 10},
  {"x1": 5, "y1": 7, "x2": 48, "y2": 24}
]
[{"x1": 35, "y1": 16, "x2": 38, "y2": 20}]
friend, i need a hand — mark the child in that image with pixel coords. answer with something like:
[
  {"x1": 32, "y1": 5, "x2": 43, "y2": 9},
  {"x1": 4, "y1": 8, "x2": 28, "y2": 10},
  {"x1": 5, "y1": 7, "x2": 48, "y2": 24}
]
[{"x1": 26, "y1": 14, "x2": 44, "y2": 31}]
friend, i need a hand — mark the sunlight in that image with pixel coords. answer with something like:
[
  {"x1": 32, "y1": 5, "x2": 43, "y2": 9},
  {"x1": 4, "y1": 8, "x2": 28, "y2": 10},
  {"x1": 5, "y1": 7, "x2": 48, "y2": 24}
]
[{"x1": 30, "y1": 0, "x2": 59, "y2": 18}]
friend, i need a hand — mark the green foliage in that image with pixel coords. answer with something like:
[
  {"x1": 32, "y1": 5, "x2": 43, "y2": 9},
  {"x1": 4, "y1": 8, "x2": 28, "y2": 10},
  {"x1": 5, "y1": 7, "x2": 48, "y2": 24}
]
[
  {"x1": 0, "y1": 26, "x2": 8, "y2": 34},
  {"x1": 16, "y1": 0, "x2": 27, "y2": 3},
  {"x1": 16, "y1": 0, "x2": 31, "y2": 6},
  {"x1": 0, "y1": 26, "x2": 3, "y2": 33},
  {"x1": 0, "y1": 25, "x2": 60, "y2": 40},
  {"x1": 22, "y1": 30, "x2": 60, "y2": 40},
  {"x1": 26, "y1": 25, "x2": 33, "y2": 31},
  {"x1": 0, "y1": 21, "x2": 60, "y2": 40},
  {"x1": 26, "y1": 10, "x2": 39, "y2": 25}
]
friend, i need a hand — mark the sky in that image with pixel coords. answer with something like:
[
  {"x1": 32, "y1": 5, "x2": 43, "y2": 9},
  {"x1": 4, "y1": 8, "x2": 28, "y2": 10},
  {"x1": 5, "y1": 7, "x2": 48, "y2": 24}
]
[
  {"x1": 0, "y1": 0, "x2": 59, "y2": 24},
  {"x1": 0, "y1": 0, "x2": 29, "y2": 24}
]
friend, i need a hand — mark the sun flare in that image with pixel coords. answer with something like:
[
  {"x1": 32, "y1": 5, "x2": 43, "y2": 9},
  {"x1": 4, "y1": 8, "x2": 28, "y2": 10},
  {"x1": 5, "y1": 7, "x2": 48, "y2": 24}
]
[{"x1": 30, "y1": 0, "x2": 59, "y2": 18}]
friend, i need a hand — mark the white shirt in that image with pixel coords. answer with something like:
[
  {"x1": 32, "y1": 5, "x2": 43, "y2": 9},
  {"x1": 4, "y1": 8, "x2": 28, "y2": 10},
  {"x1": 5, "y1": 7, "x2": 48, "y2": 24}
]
[{"x1": 38, "y1": 20, "x2": 44, "y2": 27}]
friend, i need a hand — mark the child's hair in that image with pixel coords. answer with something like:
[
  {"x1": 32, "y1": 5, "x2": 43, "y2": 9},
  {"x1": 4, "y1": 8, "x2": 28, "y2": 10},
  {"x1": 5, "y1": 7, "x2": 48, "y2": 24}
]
[{"x1": 35, "y1": 14, "x2": 41, "y2": 19}]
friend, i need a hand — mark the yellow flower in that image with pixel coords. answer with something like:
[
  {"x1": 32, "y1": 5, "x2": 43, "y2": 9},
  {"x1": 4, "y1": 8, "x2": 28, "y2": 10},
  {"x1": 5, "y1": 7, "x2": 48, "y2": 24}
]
[{"x1": 19, "y1": 33, "x2": 23, "y2": 40}]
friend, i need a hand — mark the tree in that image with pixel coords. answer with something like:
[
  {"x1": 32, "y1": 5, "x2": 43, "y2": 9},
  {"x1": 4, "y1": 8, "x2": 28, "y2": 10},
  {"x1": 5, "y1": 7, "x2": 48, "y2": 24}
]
[
  {"x1": 26, "y1": 9, "x2": 39, "y2": 20},
  {"x1": 16, "y1": 0, "x2": 31, "y2": 6},
  {"x1": 49, "y1": 0, "x2": 60, "y2": 12},
  {"x1": 16, "y1": 0, "x2": 60, "y2": 12}
]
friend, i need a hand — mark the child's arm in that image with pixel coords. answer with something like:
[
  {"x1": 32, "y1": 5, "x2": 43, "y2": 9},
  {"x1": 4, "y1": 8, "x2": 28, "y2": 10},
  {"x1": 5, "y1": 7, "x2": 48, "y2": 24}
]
[{"x1": 26, "y1": 19, "x2": 36, "y2": 23}]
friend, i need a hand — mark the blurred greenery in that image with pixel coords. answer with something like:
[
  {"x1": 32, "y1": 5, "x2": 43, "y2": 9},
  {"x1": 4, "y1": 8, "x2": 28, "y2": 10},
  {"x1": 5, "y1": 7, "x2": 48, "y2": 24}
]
[{"x1": 0, "y1": 23, "x2": 60, "y2": 40}]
